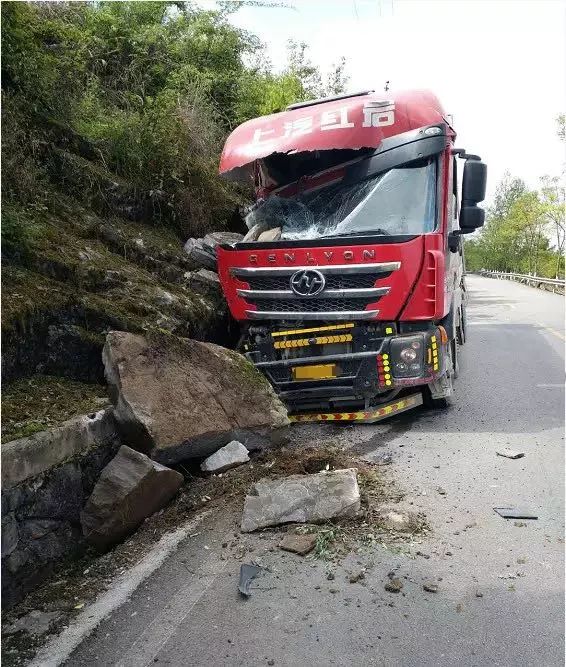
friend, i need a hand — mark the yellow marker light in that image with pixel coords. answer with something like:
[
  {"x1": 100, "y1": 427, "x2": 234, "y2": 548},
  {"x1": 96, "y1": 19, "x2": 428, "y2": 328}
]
[
  {"x1": 385, "y1": 327, "x2": 393, "y2": 335},
  {"x1": 433, "y1": 363, "x2": 439, "y2": 371},
  {"x1": 431, "y1": 335, "x2": 436, "y2": 343},
  {"x1": 272, "y1": 323, "x2": 354, "y2": 338},
  {"x1": 427, "y1": 349, "x2": 432, "y2": 364},
  {"x1": 431, "y1": 341, "x2": 437, "y2": 350},
  {"x1": 382, "y1": 353, "x2": 389, "y2": 360},
  {"x1": 384, "y1": 374, "x2": 391, "y2": 380},
  {"x1": 383, "y1": 366, "x2": 390, "y2": 372},
  {"x1": 385, "y1": 380, "x2": 392, "y2": 386},
  {"x1": 433, "y1": 350, "x2": 438, "y2": 358}
]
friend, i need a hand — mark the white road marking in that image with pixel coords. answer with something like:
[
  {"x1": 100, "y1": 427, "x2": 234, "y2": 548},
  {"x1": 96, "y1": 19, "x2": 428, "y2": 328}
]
[
  {"x1": 29, "y1": 511, "x2": 210, "y2": 667},
  {"x1": 536, "y1": 384, "x2": 565, "y2": 389}
]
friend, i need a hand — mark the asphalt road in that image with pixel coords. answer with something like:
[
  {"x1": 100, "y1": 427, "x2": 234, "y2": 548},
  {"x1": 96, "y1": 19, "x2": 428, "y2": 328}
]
[{"x1": 62, "y1": 274, "x2": 564, "y2": 667}]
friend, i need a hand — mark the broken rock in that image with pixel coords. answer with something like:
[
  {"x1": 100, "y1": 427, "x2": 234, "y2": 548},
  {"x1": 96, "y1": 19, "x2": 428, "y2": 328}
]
[
  {"x1": 279, "y1": 533, "x2": 317, "y2": 556},
  {"x1": 201, "y1": 441, "x2": 250, "y2": 474},
  {"x1": 202, "y1": 231, "x2": 243, "y2": 253},
  {"x1": 183, "y1": 238, "x2": 217, "y2": 270},
  {"x1": 103, "y1": 332, "x2": 289, "y2": 463},
  {"x1": 80, "y1": 445, "x2": 183, "y2": 550},
  {"x1": 377, "y1": 508, "x2": 417, "y2": 532},
  {"x1": 240, "y1": 468, "x2": 360, "y2": 533}
]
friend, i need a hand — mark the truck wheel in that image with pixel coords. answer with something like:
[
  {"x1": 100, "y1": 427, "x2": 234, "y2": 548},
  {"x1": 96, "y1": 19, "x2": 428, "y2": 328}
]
[{"x1": 424, "y1": 340, "x2": 456, "y2": 409}]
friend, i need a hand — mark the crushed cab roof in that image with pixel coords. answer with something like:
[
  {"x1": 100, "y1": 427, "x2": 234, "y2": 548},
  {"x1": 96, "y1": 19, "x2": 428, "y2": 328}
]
[{"x1": 219, "y1": 89, "x2": 448, "y2": 180}]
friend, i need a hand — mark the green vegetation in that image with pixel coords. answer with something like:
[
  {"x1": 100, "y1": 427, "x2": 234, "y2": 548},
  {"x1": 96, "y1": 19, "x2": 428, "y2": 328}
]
[
  {"x1": 465, "y1": 120, "x2": 565, "y2": 278},
  {"x1": 2, "y1": 375, "x2": 107, "y2": 443},
  {"x1": 2, "y1": 1, "x2": 347, "y2": 243}
]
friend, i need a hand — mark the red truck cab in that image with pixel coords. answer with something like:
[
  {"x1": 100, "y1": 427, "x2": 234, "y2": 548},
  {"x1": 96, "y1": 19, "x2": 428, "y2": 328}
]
[{"x1": 216, "y1": 89, "x2": 486, "y2": 420}]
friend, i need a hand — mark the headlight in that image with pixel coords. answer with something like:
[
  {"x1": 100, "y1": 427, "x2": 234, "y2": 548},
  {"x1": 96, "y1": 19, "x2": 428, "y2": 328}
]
[
  {"x1": 400, "y1": 348, "x2": 418, "y2": 362},
  {"x1": 390, "y1": 335, "x2": 425, "y2": 378}
]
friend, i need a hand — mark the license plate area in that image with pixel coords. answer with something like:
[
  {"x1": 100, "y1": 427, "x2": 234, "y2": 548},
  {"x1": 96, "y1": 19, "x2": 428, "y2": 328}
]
[{"x1": 292, "y1": 364, "x2": 337, "y2": 381}]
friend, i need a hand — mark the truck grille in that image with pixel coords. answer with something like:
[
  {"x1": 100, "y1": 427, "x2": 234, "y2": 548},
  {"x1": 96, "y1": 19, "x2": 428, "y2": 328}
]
[{"x1": 231, "y1": 262, "x2": 401, "y2": 321}]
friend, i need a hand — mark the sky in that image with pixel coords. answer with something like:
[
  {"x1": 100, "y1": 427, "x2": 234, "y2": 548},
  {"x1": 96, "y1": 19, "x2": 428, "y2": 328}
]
[{"x1": 204, "y1": 0, "x2": 566, "y2": 203}]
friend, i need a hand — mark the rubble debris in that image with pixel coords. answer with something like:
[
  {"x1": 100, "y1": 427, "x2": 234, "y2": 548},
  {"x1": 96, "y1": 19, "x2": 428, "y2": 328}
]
[
  {"x1": 475, "y1": 591, "x2": 483, "y2": 598},
  {"x1": 185, "y1": 268, "x2": 221, "y2": 296},
  {"x1": 493, "y1": 507, "x2": 538, "y2": 520},
  {"x1": 240, "y1": 468, "x2": 360, "y2": 533},
  {"x1": 238, "y1": 563, "x2": 262, "y2": 597},
  {"x1": 80, "y1": 445, "x2": 183, "y2": 550},
  {"x1": 103, "y1": 331, "x2": 289, "y2": 464},
  {"x1": 201, "y1": 440, "x2": 250, "y2": 473},
  {"x1": 513, "y1": 521, "x2": 527, "y2": 527},
  {"x1": 183, "y1": 238, "x2": 217, "y2": 270},
  {"x1": 496, "y1": 448, "x2": 525, "y2": 459},
  {"x1": 384, "y1": 578, "x2": 403, "y2": 593},
  {"x1": 257, "y1": 227, "x2": 282, "y2": 242},
  {"x1": 3, "y1": 610, "x2": 62, "y2": 636},
  {"x1": 423, "y1": 582, "x2": 439, "y2": 593},
  {"x1": 436, "y1": 487, "x2": 447, "y2": 496},
  {"x1": 202, "y1": 231, "x2": 243, "y2": 253},
  {"x1": 278, "y1": 533, "x2": 317, "y2": 556},
  {"x1": 348, "y1": 569, "x2": 365, "y2": 584},
  {"x1": 376, "y1": 509, "x2": 417, "y2": 532}
]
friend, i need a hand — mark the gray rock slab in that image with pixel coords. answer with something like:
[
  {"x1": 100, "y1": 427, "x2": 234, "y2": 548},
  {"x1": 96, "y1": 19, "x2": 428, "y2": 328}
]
[
  {"x1": 201, "y1": 441, "x2": 249, "y2": 473},
  {"x1": 80, "y1": 445, "x2": 183, "y2": 551},
  {"x1": 240, "y1": 468, "x2": 360, "y2": 533}
]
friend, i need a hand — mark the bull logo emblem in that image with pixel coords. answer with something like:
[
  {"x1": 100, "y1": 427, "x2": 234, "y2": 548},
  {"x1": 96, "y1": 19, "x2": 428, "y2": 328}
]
[{"x1": 290, "y1": 269, "x2": 325, "y2": 297}]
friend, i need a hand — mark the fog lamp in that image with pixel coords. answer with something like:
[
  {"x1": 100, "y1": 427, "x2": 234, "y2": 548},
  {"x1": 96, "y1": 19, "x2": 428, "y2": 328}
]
[{"x1": 400, "y1": 348, "x2": 418, "y2": 362}]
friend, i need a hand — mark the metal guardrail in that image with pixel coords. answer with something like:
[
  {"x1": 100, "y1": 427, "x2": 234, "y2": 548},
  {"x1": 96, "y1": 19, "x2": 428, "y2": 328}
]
[{"x1": 480, "y1": 271, "x2": 565, "y2": 294}]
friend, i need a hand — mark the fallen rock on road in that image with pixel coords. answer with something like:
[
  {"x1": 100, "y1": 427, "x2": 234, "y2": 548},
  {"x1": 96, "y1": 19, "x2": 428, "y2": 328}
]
[
  {"x1": 201, "y1": 440, "x2": 250, "y2": 473},
  {"x1": 103, "y1": 331, "x2": 289, "y2": 463},
  {"x1": 81, "y1": 445, "x2": 183, "y2": 550},
  {"x1": 278, "y1": 533, "x2": 317, "y2": 556},
  {"x1": 240, "y1": 468, "x2": 360, "y2": 533}
]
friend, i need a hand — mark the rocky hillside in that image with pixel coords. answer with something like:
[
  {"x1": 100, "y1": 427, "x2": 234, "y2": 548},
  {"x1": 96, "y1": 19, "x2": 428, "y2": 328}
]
[{"x1": 2, "y1": 197, "x2": 237, "y2": 442}]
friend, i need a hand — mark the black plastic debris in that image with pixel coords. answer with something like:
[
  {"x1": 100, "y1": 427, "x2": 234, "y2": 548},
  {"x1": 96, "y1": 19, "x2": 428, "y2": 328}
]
[
  {"x1": 493, "y1": 507, "x2": 538, "y2": 520},
  {"x1": 238, "y1": 563, "x2": 262, "y2": 598},
  {"x1": 496, "y1": 449, "x2": 525, "y2": 459}
]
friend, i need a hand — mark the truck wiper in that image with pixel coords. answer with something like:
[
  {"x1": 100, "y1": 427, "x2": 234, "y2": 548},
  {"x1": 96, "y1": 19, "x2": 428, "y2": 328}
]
[{"x1": 323, "y1": 229, "x2": 390, "y2": 238}]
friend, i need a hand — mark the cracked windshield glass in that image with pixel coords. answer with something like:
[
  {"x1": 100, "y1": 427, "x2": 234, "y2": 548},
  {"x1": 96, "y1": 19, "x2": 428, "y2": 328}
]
[{"x1": 246, "y1": 158, "x2": 437, "y2": 240}]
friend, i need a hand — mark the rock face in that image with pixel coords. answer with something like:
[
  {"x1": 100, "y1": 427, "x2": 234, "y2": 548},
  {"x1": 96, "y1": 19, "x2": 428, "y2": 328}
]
[
  {"x1": 103, "y1": 331, "x2": 289, "y2": 463},
  {"x1": 240, "y1": 469, "x2": 360, "y2": 533},
  {"x1": 81, "y1": 445, "x2": 183, "y2": 551},
  {"x1": 201, "y1": 440, "x2": 250, "y2": 473}
]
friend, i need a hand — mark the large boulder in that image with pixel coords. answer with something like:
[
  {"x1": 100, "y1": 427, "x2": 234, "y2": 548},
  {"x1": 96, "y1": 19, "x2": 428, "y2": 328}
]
[
  {"x1": 102, "y1": 332, "x2": 289, "y2": 464},
  {"x1": 80, "y1": 445, "x2": 183, "y2": 550},
  {"x1": 240, "y1": 468, "x2": 361, "y2": 533},
  {"x1": 202, "y1": 231, "x2": 243, "y2": 253}
]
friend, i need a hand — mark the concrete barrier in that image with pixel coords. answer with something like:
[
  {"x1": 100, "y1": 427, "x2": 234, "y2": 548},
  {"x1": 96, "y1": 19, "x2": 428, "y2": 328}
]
[{"x1": 1, "y1": 408, "x2": 121, "y2": 608}]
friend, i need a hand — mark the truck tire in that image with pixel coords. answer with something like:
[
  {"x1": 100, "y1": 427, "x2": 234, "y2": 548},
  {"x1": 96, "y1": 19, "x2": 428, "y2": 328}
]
[{"x1": 457, "y1": 304, "x2": 467, "y2": 345}]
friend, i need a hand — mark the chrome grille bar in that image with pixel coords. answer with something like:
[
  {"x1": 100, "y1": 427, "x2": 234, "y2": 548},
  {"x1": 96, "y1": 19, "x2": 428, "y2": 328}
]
[
  {"x1": 237, "y1": 287, "x2": 390, "y2": 299},
  {"x1": 246, "y1": 310, "x2": 379, "y2": 321},
  {"x1": 231, "y1": 262, "x2": 401, "y2": 278}
]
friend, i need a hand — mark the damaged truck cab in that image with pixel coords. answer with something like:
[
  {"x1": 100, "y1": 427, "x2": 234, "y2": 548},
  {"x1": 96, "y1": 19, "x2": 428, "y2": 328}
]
[{"x1": 217, "y1": 90, "x2": 486, "y2": 422}]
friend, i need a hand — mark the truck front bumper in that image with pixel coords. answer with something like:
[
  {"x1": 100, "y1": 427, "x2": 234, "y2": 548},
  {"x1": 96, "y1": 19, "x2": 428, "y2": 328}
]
[{"x1": 244, "y1": 322, "x2": 448, "y2": 409}]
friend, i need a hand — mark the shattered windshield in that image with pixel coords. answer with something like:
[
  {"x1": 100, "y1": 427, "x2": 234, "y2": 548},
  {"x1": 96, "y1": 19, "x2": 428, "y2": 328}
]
[{"x1": 246, "y1": 158, "x2": 437, "y2": 241}]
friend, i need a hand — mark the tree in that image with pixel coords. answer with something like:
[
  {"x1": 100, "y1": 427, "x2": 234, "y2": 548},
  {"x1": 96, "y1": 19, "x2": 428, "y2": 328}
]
[{"x1": 540, "y1": 175, "x2": 566, "y2": 277}]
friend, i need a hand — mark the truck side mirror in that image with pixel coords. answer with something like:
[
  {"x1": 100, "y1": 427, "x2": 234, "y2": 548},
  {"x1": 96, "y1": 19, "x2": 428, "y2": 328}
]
[{"x1": 460, "y1": 158, "x2": 487, "y2": 233}]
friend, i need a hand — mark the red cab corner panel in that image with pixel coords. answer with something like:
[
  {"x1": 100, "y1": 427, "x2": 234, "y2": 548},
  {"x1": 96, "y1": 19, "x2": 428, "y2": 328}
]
[
  {"x1": 217, "y1": 238, "x2": 426, "y2": 322},
  {"x1": 400, "y1": 236, "x2": 447, "y2": 320}
]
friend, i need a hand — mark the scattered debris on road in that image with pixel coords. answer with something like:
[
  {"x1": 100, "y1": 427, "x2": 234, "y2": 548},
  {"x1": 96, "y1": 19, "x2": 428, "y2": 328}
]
[
  {"x1": 423, "y1": 582, "x2": 439, "y2": 593},
  {"x1": 278, "y1": 533, "x2": 317, "y2": 556},
  {"x1": 384, "y1": 578, "x2": 403, "y2": 593},
  {"x1": 240, "y1": 468, "x2": 361, "y2": 532},
  {"x1": 348, "y1": 568, "x2": 365, "y2": 584},
  {"x1": 238, "y1": 563, "x2": 262, "y2": 598},
  {"x1": 494, "y1": 507, "x2": 538, "y2": 520},
  {"x1": 496, "y1": 449, "x2": 525, "y2": 459},
  {"x1": 201, "y1": 440, "x2": 250, "y2": 473}
]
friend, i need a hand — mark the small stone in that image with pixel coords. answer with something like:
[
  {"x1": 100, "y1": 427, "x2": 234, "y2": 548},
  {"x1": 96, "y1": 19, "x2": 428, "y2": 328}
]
[
  {"x1": 329, "y1": 588, "x2": 339, "y2": 594},
  {"x1": 326, "y1": 572, "x2": 335, "y2": 581},
  {"x1": 456, "y1": 603, "x2": 464, "y2": 613},
  {"x1": 348, "y1": 570, "x2": 365, "y2": 584},
  {"x1": 516, "y1": 557, "x2": 527, "y2": 564},
  {"x1": 201, "y1": 441, "x2": 250, "y2": 474},
  {"x1": 445, "y1": 551, "x2": 453, "y2": 556},
  {"x1": 475, "y1": 591, "x2": 483, "y2": 598},
  {"x1": 437, "y1": 487, "x2": 447, "y2": 496},
  {"x1": 267, "y1": 660, "x2": 275, "y2": 666},
  {"x1": 278, "y1": 533, "x2": 317, "y2": 556},
  {"x1": 423, "y1": 582, "x2": 439, "y2": 593},
  {"x1": 384, "y1": 578, "x2": 403, "y2": 593},
  {"x1": 514, "y1": 521, "x2": 527, "y2": 527}
]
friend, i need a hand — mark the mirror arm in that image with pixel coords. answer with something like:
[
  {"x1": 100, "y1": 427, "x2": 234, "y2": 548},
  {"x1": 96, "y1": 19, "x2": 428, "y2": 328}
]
[{"x1": 452, "y1": 148, "x2": 482, "y2": 161}]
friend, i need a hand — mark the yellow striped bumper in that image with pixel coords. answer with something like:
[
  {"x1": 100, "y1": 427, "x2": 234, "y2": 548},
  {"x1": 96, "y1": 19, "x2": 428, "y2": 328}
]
[{"x1": 289, "y1": 393, "x2": 423, "y2": 424}]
